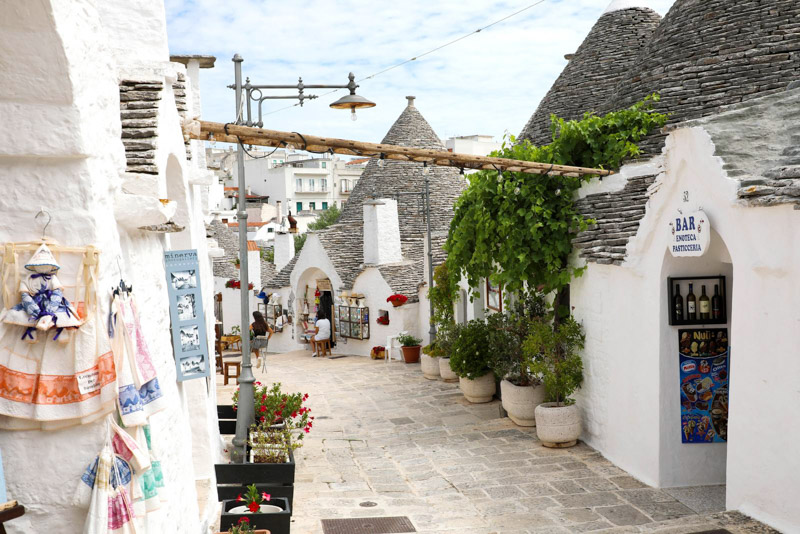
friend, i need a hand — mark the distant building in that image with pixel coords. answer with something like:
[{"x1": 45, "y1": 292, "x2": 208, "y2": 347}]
[{"x1": 445, "y1": 134, "x2": 501, "y2": 156}]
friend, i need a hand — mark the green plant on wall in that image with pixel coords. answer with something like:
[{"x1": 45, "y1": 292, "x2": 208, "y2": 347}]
[
  {"x1": 444, "y1": 96, "x2": 668, "y2": 316},
  {"x1": 427, "y1": 262, "x2": 457, "y2": 326}
]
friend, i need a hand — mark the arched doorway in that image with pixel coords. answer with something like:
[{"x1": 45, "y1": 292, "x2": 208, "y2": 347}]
[{"x1": 658, "y1": 228, "x2": 733, "y2": 488}]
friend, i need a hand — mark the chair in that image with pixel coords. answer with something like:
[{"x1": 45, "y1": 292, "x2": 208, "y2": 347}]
[
  {"x1": 223, "y1": 361, "x2": 241, "y2": 385},
  {"x1": 385, "y1": 332, "x2": 407, "y2": 363},
  {"x1": 316, "y1": 338, "x2": 332, "y2": 357}
]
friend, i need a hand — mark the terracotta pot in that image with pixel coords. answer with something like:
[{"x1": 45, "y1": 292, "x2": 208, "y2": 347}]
[
  {"x1": 391, "y1": 300, "x2": 403, "y2": 307},
  {"x1": 459, "y1": 373, "x2": 496, "y2": 403},
  {"x1": 534, "y1": 402, "x2": 581, "y2": 448},
  {"x1": 439, "y1": 357, "x2": 458, "y2": 382},
  {"x1": 420, "y1": 353, "x2": 440, "y2": 379},
  {"x1": 500, "y1": 379, "x2": 546, "y2": 427},
  {"x1": 401, "y1": 345, "x2": 421, "y2": 363}
]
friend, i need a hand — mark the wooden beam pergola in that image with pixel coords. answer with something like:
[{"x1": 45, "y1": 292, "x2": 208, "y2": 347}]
[{"x1": 184, "y1": 120, "x2": 614, "y2": 178}]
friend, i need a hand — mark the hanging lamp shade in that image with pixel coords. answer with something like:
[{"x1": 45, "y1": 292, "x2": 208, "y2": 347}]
[{"x1": 329, "y1": 93, "x2": 376, "y2": 111}]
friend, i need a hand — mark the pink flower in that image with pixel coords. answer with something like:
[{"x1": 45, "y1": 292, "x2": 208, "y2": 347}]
[
  {"x1": 261, "y1": 492, "x2": 271, "y2": 502},
  {"x1": 236, "y1": 494, "x2": 244, "y2": 502}
]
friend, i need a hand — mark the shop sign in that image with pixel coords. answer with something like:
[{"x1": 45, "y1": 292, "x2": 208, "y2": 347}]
[
  {"x1": 669, "y1": 210, "x2": 710, "y2": 257},
  {"x1": 165, "y1": 249, "x2": 211, "y2": 381},
  {"x1": 678, "y1": 328, "x2": 729, "y2": 443}
]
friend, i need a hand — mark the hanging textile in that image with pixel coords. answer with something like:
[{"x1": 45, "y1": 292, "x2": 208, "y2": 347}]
[
  {"x1": 0, "y1": 243, "x2": 117, "y2": 429},
  {"x1": 109, "y1": 293, "x2": 165, "y2": 427}
]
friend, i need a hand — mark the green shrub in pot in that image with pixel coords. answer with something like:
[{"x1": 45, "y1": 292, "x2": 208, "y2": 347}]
[
  {"x1": 449, "y1": 319, "x2": 494, "y2": 379},
  {"x1": 491, "y1": 291, "x2": 548, "y2": 386},
  {"x1": 523, "y1": 316, "x2": 584, "y2": 405},
  {"x1": 397, "y1": 333, "x2": 422, "y2": 347}
]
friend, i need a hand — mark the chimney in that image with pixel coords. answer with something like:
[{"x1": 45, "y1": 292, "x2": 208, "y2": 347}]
[
  {"x1": 274, "y1": 231, "x2": 295, "y2": 271},
  {"x1": 406, "y1": 95, "x2": 415, "y2": 108},
  {"x1": 363, "y1": 198, "x2": 402, "y2": 265}
]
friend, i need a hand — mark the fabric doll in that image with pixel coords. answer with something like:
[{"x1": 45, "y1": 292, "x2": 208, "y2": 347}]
[{"x1": 2, "y1": 243, "x2": 81, "y2": 343}]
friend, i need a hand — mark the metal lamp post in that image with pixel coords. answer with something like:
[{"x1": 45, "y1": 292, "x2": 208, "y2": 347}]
[{"x1": 228, "y1": 54, "x2": 375, "y2": 460}]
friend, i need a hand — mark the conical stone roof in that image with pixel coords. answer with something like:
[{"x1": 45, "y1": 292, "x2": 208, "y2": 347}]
[
  {"x1": 518, "y1": 5, "x2": 662, "y2": 145},
  {"x1": 601, "y1": 0, "x2": 800, "y2": 155},
  {"x1": 314, "y1": 97, "x2": 466, "y2": 297}
]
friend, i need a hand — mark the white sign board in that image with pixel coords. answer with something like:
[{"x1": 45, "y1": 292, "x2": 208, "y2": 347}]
[{"x1": 669, "y1": 210, "x2": 710, "y2": 257}]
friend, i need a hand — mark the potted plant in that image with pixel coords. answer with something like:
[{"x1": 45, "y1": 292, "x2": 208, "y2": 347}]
[
  {"x1": 233, "y1": 257, "x2": 241, "y2": 269},
  {"x1": 491, "y1": 292, "x2": 548, "y2": 427},
  {"x1": 420, "y1": 344, "x2": 441, "y2": 380},
  {"x1": 449, "y1": 319, "x2": 496, "y2": 403},
  {"x1": 524, "y1": 315, "x2": 585, "y2": 447},
  {"x1": 434, "y1": 322, "x2": 459, "y2": 382},
  {"x1": 427, "y1": 263, "x2": 459, "y2": 381},
  {"x1": 397, "y1": 333, "x2": 422, "y2": 363},
  {"x1": 217, "y1": 516, "x2": 269, "y2": 534},
  {"x1": 220, "y1": 484, "x2": 292, "y2": 533},
  {"x1": 370, "y1": 346, "x2": 386, "y2": 359},
  {"x1": 387, "y1": 294, "x2": 408, "y2": 307}
]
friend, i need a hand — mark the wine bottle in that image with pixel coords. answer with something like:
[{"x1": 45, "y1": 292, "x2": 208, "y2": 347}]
[
  {"x1": 699, "y1": 285, "x2": 710, "y2": 320},
  {"x1": 712, "y1": 284, "x2": 722, "y2": 320},
  {"x1": 674, "y1": 284, "x2": 684, "y2": 322},
  {"x1": 687, "y1": 283, "x2": 697, "y2": 320}
]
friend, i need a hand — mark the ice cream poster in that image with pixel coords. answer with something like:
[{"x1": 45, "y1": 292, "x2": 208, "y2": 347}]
[{"x1": 679, "y1": 329, "x2": 729, "y2": 443}]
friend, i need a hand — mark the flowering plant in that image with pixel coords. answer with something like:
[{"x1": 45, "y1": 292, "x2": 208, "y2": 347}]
[
  {"x1": 225, "y1": 279, "x2": 254, "y2": 290},
  {"x1": 386, "y1": 294, "x2": 408, "y2": 306},
  {"x1": 232, "y1": 382, "x2": 313, "y2": 435},
  {"x1": 235, "y1": 484, "x2": 271, "y2": 513},
  {"x1": 376, "y1": 315, "x2": 389, "y2": 325},
  {"x1": 227, "y1": 516, "x2": 256, "y2": 533}
]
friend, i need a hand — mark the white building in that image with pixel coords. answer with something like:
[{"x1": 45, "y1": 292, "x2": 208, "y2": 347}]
[
  {"x1": 0, "y1": 1, "x2": 222, "y2": 532},
  {"x1": 445, "y1": 134, "x2": 501, "y2": 157}
]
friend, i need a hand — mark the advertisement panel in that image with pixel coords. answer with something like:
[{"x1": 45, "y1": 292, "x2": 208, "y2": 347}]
[{"x1": 679, "y1": 328, "x2": 729, "y2": 443}]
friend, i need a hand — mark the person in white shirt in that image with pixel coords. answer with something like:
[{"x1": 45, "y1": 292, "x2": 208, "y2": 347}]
[{"x1": 311, "y1": 309, "x2": 331, "y2": 357}]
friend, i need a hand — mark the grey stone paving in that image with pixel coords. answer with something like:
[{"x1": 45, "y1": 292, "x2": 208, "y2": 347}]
[{"x1": 218, "y1": 351, "x2": 775, "y2": 534}]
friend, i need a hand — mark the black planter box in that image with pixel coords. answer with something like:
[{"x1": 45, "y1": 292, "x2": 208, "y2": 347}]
[
  {"x1": 217, "y1": 405, "x2": 243, "y2": 435},
  {"x1": 215, "y1": 449, "x2": 296, "y2": 486},
  {"x1": 220, "y1": 497, "x2": 291, "y2": 533},
  {"x1": 217, "y1": 483, "x2": 294, "y2": 508},
  {"x1": 217, "y1": 404, "x2": 237, "y2": 419}
]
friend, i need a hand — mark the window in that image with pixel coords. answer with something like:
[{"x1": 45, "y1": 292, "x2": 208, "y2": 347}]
[
  {"x1": 341, "y1": 179, "x2": 349, "y2": 192},
  {"x1": 322, "y1": 202, "x2": 328, "y2": 210},
  {"x1": 296, "y1": 202, "x2": 302, "y2": 212},
  {"x1": 267, "y1": 228, "x2": 274, "y2": 233},
  {"x1": 309, "y1": 202, "x2": 316, "y2": 210},
  {"x1": 309, "y1": 179, "x2": 316, "y2": 192},
  {"x1": 295, "y1": 178, "x2": 302, "y2": 192},
  {"x1": 322, "y1": 162, "x2": 327, "y2": 168},
  {"x1": 321, "y1": 179, "x2": 327, "y2": 191}
]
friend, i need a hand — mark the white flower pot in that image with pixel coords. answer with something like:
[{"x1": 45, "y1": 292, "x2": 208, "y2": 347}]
[
  {"x1": 439, "y1": 357, "x2": 458, "y2": 382},
  {"x1": 420, "y1": 353, "x2": 441, "y2": 380},
  {"x1": 459, "y1": 373, "x2": 496, "y2": 403},
  {"x1": 229, "y1": 504, "x2": 283, "y2": 514},
  {"x1": 534, "y1": 402, "x2": 581, "y2": 448},
  {"x1": 500, "y1": 379, "x2": 546, "y2": 427}
]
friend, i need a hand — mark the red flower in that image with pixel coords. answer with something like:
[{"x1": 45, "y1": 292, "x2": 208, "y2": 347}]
[
  {"x1": 261, "y1": 394, "x2": 267, "y2": 400},
  {"x1": 291, "y1": 411, "x2": 297, "y2": 418},
  {"x1": 276, "y1": 410, "x2": 282, "y2": 417},
  {"x1": 238, "y1": 517, "x2": 250, "y2": 524},
  {"x1": 303, "y1": 393, "x2": 309, "y2": 400},
  {"x1": 304, "y1": 427, "x2": 310, "y2": 433},
  {"x1": 259, "y1": 416, "x2": 265, "y2": 423},
  {"x1": 248, "y1": 501, "x2": 260, "y2": 513},
  {"x1": 256, "y1": 381, "x2": 261, "y2": 385},
  {"x1": 236, "y1": 494, "x2": 244, "y2": 502},
  {"x1": 259, "y1": 405, "x2": 266, "y2": 413}
]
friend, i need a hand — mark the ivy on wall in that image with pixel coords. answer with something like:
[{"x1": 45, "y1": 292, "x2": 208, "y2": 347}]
[{"x1": 444, "y1": 95, "x2": 668, "y2": 303}]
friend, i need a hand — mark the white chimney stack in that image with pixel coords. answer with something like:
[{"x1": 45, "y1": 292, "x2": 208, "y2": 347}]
[
  {"x1": 363, "y1": 198, "x2": 402, "y2": 265},
  {"x1": 274, "y1": 231, "x2": 295, "y2": 271}
]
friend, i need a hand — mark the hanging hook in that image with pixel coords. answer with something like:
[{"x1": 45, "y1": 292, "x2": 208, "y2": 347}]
[{"x1": 34, "y1": 209, "x2": 52, "y2": 241}]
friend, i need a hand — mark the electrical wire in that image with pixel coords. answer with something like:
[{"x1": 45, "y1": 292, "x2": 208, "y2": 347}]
[{"x1": 260, "y1": 0, "x2": 548, "y2": 117}]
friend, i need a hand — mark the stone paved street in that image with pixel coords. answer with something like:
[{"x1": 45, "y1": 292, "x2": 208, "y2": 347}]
[{"x1": 217, "y1": 351, "x2": 774, "y2": 534}]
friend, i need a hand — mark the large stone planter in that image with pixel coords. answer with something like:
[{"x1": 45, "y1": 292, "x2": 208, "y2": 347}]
[
  {"x1": 439, "y1": 357, "x2": 458, "y2": 382},
  {"x1": 420, "y1": 353, "x2": 440, "y2": 380},
  {"x1": 534, "y1": 402, "x2": 581, "y2": 448},
  {"x1": 459, "y1": 373, "x2": 496, "y2": 403},
  {"x1": 500, "y1": 380, "x2": 546, "y2": 427}
]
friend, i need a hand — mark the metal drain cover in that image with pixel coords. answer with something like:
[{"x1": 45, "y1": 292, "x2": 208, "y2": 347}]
[
  {"x1": 689, "y1": 531, "x2": 734, "y2": 534},
  {"x1": 321, "y1": 516, "x2": 416, "y2": 534}
]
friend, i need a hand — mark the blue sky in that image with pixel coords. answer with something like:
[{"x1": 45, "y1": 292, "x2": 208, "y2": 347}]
[{"x1": 165, "y1": 1, "x2": 676, "y2": 145}]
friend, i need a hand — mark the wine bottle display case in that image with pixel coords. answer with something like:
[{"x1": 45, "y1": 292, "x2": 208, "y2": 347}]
[{"x1": 667, "y1": 275, "x2": 727, "y2": 326}]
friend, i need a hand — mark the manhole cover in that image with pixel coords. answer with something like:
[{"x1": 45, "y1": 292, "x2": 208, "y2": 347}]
[
  {"x1": 689, "y1": 531, "x2": 733, "y2": 534},
  {"x1": 321, "y1": 516, "x2": 416, "y2": 534},
  {"x1": 359, "y1": 501, "x2": 378, "y2": 507}
]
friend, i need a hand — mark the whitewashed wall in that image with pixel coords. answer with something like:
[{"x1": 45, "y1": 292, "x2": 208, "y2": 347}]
[
  {"x1": 0, "y1": 1, "x2": 219, "y2": 532},
  {"x1": 571, "y1": 127, "x2": 800, "y2": 532}
]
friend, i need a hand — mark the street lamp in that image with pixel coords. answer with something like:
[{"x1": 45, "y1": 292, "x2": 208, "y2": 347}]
[{"x1": 227, "y1": 54, "x2": 375, "y2": 461}]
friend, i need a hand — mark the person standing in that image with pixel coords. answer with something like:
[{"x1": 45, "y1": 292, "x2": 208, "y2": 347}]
[{"x1": 250, "y1": 311, "x2": 273, "y2": 363}]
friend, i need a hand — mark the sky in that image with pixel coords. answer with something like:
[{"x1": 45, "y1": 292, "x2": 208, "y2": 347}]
[{"x1": 165, "y1": 0, "x2": 676, "y2": 146}]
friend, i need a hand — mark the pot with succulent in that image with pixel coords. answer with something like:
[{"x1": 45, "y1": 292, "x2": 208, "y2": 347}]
[
  {"x1": 397, "y1": 333, "x2": 422, "y2": 364},
  {"x1": 420, "y1": 343, "x2": 441, "y2": 380},
  {"x1": 220, "y1": 484, "x2": 292, "y2": 534},
  {"x1": 450, "y1": 319, "x2": 496, "y2": 403},
  {"x1": 524, "y1": 315, "x2": 585, "y2": 447},
  {"x1": 491, "y1": 292, "x2": 548, "y2": 427}
]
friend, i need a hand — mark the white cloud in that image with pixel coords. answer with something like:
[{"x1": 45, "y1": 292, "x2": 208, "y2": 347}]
[{"x1": 166, "y1": 0, "x2": 676, "y2": 145}]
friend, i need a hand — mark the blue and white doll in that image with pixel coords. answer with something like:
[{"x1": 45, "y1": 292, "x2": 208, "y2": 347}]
[{"x1": 2, "y1": 244, "x2": 81, "y2": 343}]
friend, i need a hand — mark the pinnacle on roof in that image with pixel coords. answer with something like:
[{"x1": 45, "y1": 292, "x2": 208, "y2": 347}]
[
  {"x1": 518, "y1": 4, "x2": 661, "y2": 145},
  {"x1": 603, "y1": 0, "x2": 653, "y2": 14}
]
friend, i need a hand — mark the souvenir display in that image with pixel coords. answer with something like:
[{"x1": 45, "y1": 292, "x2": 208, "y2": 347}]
[
  {"x1": 0, "y1": 241, "x2": 117, "y2": 429},
  {"x1": 164, "y1": 250, "x2": 210, "y2": 381},
  {"x1": 678, "y1": 328, "x2": 729, "y2": 443},
  {"x1": 336, "y1": 305, "x2": 370, "y2": 340}
]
